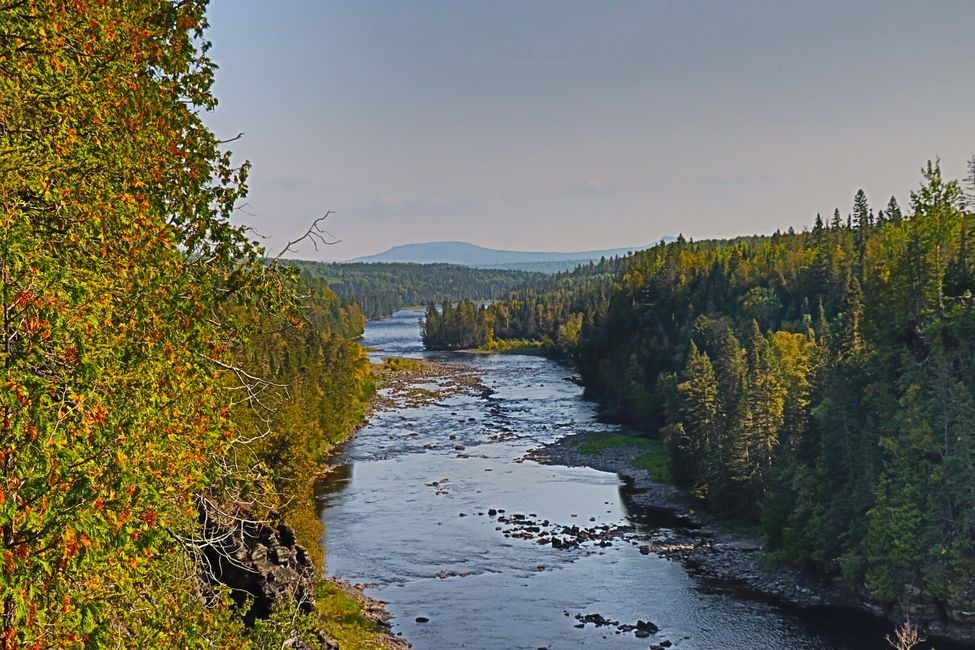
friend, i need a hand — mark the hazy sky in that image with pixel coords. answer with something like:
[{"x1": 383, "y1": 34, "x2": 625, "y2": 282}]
[{"x1": 205, "y1": 1, "x2": 975, "y2": 261}]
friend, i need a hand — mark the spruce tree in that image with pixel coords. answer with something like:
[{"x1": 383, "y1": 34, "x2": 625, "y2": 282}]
[
  {"x1": 734, "y1": 321, "x2": 785, "y2": 511},
  {"x1": 886, "y1": 196, "x2": 903, "y2": 223},
  {"x1": 839, "y1": 276, "x2": 864, "y2": 359},
  {"x1": 910, "y1": 160, "x2": 964, "y2": 314},
  {"x1": 831, "y1": 208, "x2": 843, "y2": 230},
  {"x1": 674, "y1": 342, "x2": 722, "y2": 501}
]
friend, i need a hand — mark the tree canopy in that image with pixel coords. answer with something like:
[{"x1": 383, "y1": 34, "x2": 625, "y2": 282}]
[
  {"x1": 473, "y1": 159, "x2": 975, "y2": 618},
  {"x1": 1, "y1": 2, "x2": 375, "y2": 646}
]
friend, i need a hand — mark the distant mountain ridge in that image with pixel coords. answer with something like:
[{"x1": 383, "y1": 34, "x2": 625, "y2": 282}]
[{"x1": 346, "y1": 240, "x2": 673, "y2": 271}]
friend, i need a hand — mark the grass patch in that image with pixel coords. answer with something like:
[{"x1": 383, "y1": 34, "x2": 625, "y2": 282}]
[
  {"x1": 480, "y1": 338, "x2": 549, "y2": 355},
  {"x1": 377, "y1": 356, "x2": 426, "y2": 373},
  {"x1": 405, "y1": 387, "x2": 440, "y2": 399},
  {"x1": 573, "y1": 433, "x2": 673, "y2": 483},
  {"x1": 633, "y1": 446, "x2": 672, "y2": 483},
  {"x1": 315, "y1": 581, "x2": 390, "y2": 649}
]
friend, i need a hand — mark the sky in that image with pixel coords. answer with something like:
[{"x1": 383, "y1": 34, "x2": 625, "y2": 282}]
[{"x1": 204, "y1": 1, "x2": 975, "y2": 261}]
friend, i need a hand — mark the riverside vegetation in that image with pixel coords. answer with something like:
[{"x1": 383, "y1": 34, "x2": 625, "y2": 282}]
[
  {"x1": 0, "y1": 2, "x2": 389, "y2": 647},
  {"x1": 6, "y1": 0, "x2": 974, "y2": 646},
  {"x1": 423, "y1": 160, "x2": 975, "y2": 640}
]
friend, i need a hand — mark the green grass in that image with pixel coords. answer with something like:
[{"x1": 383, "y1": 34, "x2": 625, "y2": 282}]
[
  {"x1": 479, "y1": 338, "x2": 549, "y2": 355},
  {"x1": 406, "y1": 387, "x2": 439, "y2": 399},
  {"x1": 315, "y1": 581, "x2": 390, "y2": 649},
  {"x1": 573, "y1": 433, "x2": 673, "y2": 483},
  {"x1": 633, "y1": 446, "x2": 673, "y2": 483},
  {"x1": 378, "y1": 356, "x2": 426, "y2": 372}
]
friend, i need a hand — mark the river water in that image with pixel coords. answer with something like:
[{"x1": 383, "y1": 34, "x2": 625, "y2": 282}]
[{"x1": 318, "y1": 309, "x2": 902, "y2": 650}]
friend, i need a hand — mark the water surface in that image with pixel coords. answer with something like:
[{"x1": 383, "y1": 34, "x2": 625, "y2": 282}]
[{"x1": 320, "y1": 309, "x2": 900, "y2": 650}]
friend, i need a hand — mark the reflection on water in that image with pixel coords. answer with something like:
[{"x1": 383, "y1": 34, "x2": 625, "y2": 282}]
[
  {"x1": 319, "y1": 309, "x2": 915, "y2": 650},
  {"x1": 317, "y1": 462, "x2": 353, "y2": 504}
]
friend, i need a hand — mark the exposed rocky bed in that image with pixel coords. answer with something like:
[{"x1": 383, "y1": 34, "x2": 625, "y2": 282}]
[
  {"x1": 368, "y1": 358, "x2": 489, "y2": 414},
  {"x1": 570, "y1": 612, "x2": 681, "y2": 647},
  {"x1": 449, "y1": 505, "x2": 690, "y2": 646},
  {"x1": 526, "y1": 435, "x2": 975, "y2": 646}
]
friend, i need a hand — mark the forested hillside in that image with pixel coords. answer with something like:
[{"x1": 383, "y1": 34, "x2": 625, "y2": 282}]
[
  {"x1": 419, "y1": 255, "x2": 624, "y2": 353},
  {"x1": 292, "y1": 260, "x2": 540, "y2": 319},
  {"x1": 435, "y1": 160, "x2": 975, "y2": 623},
  {"x1": 231, "y1": 273, "x2": 372, "y2": 570},
  {"x1": 1, "y1": 2, "x2": 377, "y2": 646},
  {"x1": 591, "y1": 165, "x2": 975, "y2": 619}
]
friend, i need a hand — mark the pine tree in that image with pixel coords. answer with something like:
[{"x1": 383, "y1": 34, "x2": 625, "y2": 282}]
[
  {"x1": 815, "y1": 298, "x2": 833, "y2": 349},
  {"x1": 421, "y1": 302, "x2": 442, "y2": 348},
  {"x1": 708, "y1": 326, "x2": 747, "y2": 510},
  {"x1": 853, "y1": 189, "x2": 870, "y2": 230},
  {"x1": 959, "y1": 156, "x2": 975, "y2": 290}
]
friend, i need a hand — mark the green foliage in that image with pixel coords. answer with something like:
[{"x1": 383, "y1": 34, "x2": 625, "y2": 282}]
[
  {"x1": 294, "y1": 261, "x2": 540, "y2": 319},
  {"x1": 313, "y1": 582, "x2": 390, "y2": 650},
  {"x1": 487, "y1": 158, "x2": 975, "y2": 616},
  {"x1": 377, "y1": 356, "x2": 427, "y2": 373},
  {"x1": 0, "y1": 2, "x2": 378, "y2": 646},
  {"x1": 421, "y1": 300, "x2": 493, "y2": 349},
  {"x1": 419, "y1": 257, "x2": 623, "y2": 356},
  {"x1": 232, "y1": 273, "x2": 373, "y2": 571},
  {"x1": 480, "y1": 338, "x2": 550, "y2": 355},
  {"x1": 0, "y1": 1, "x2": 277, "y2": 644}
]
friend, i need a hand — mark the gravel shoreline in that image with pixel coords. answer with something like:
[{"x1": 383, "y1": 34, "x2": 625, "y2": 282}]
[{"x1": 525, "y1": 435, "x2": 909, "y2": 633}]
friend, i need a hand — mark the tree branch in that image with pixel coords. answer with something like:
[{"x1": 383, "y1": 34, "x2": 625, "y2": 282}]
[{"x1": 273, "y1": 211, "x2": 340, "y2": 260}]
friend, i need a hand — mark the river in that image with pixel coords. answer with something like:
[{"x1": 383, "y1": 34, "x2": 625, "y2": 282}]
[{"x1": 318, "y1": 309, "x2": 904, "y2": 650}]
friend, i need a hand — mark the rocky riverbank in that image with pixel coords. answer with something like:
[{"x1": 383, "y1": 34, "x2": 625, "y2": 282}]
[
  {"x1": 368, "y1": 356, "x2": 490, "y2": 414},
  {"x1": 325, "y1": 578, "x2": 411, "y2": 650},
  {"x1": 526, "y1": 434, "x2": 975, "y2": 648},
  {"x1": 197, "y1": 498, "x2": 409, "y2": 649}
]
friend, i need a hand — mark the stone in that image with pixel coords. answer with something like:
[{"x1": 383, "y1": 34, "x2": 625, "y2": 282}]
[
  {"x1": 636, "y1": 620, "x2": 659, "y2": 634},
  {"x1": 197, "y1": 501, "x2": 318, "y2": 631}
]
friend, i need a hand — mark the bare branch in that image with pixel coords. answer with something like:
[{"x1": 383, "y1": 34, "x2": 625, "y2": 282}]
[
  {"x1": 885, "y1": 619, "x2": 926, "y2": 650},
  {"x1": 273, "y1": 211, "x2": 340, "y2": 260},
  {"x1": 217, "y1": 132, "x2": 244, "y2": 144}
]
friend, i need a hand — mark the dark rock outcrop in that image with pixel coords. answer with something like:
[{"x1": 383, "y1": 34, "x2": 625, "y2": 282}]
[{"x1": 197, "y1": 500, "x2": 318, "y2": 625}]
